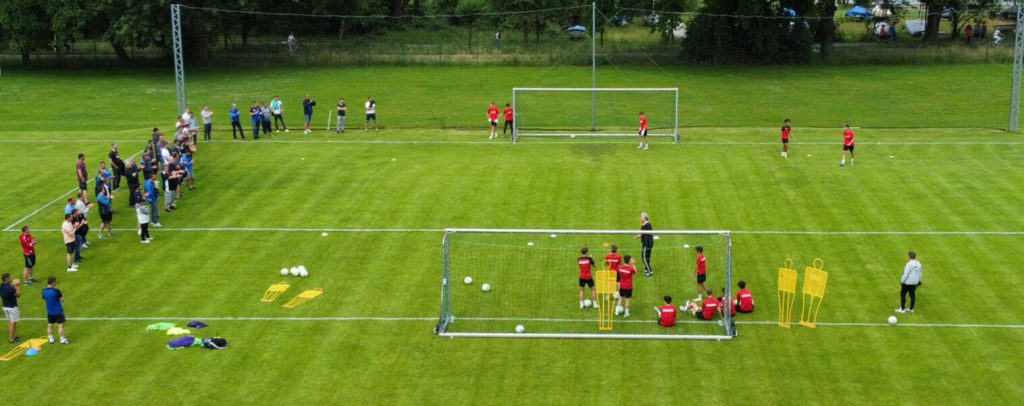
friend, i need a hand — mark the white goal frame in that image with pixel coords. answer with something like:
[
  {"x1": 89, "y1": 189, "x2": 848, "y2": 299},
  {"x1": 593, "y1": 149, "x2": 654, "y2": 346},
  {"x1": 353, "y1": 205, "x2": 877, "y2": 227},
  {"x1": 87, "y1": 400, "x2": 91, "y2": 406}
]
[
  {"x1": 435, "y1": 228, "x2": 735, "y2": 340},
  {"x1": 511, "y1": 88, "x2": 680, "y2": 143}
]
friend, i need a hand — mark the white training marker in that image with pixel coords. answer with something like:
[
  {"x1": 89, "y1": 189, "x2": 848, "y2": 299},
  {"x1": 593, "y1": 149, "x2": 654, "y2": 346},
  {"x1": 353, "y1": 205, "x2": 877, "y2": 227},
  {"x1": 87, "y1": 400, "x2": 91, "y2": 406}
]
[
  {"x1": 527, "y1": 242, "x2": 534, "y2": 246},
  {"x1": 653, "y1": 236, "x2": 660, "y2": 240},
  {"x1": 321, "y1": 232, "x2": 328, "y2": 237},
  {"x1": 683, "y1": 244, "x2": 690, "y2": 248},
  {"x1": 889, "y1": 156, "x2": 895, "y2": 158},
  {"x1": 550, "y1": 234, "x2": 557, "y2": 238}
]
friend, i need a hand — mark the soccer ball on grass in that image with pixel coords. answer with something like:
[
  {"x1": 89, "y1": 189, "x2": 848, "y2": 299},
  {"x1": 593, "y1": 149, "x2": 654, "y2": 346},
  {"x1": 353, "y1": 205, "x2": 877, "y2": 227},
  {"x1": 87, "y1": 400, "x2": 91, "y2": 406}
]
[
  {"x1": 887, "y1": 315, "x2": 898, "y2": 326},
  {"x1": 280, "y1": 268, "x2": 290, "y2": 277},
  {"x1": 464, "y1": 276, "x2": 473, "y2": 285},
  {"x1": 583, "y1": 299, "x2": 593, "y2": 308},
  {"x1": 515, "y1": 325, "x2": 525, "y2": 333},
  {"x1": 482, "y1": 283, "x2": 492, "y2": 292}
]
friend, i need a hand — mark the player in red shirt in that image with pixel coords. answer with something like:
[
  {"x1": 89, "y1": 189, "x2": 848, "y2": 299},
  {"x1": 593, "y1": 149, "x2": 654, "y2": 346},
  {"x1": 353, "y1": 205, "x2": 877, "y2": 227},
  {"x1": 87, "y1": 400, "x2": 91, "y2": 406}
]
[
  {"x1": 604, "y1": 244, "x2": 622, "y2": 271},
  {"x1": 734, "y1": 280, "x2": 755, "y2": 313},
  {"x1": 690, "y1": 245, "x2": 707, "y2": 301},
  {"x1": 683, "y1": 289, "x2": 722, "y2": 321},
  {"x1": 487, "y1": 102, "x2": 500, "y2": 139},
  {"x1": 502, "y1": 103, "x2": 514, "y2": 138},
  {"x1": 637, "y1": 112, "x2": 649, "y2": 150},
  {"x1": 615, "y1": 255, "x2": 638, "y2": 317},
  {"x1": 577, "y1": 247, "x2": 598, "y2": 309},
  {"x1": 780, "y1": 118, "x2": 792, "y2": 158},
  {"x1": 841, "y1": 123, "x2": 855, "y2": 167},
  {"x1": 19, "y1": 226, "x2": 38, "y2": 286},
  {"x1": 656, "y1": 295, "x2": 677, "y2": 327}
]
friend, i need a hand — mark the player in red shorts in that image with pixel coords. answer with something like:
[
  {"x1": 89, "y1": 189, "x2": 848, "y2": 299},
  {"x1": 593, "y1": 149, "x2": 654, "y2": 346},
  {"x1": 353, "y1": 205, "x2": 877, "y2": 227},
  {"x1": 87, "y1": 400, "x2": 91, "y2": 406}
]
[
  {"x1": 487, "y1": 102, "x2": 500, "y2": 139},
  {"x1": 655, "y1": 295, "x2": 677, "y2": 327},
  {"x1": 840, "y1": 123, "x2": 855, "y2": 167},
  {"x1": 637, "y1": 112, "x2": 649, "y2": 150},
  {"x1": 502, "y1": 103, "x2": 514, "y2": 138},
  {"x1": 690, "y1": 245, "x2": 707, "y2": 301},
  {"x1": 780, "y1": 118, "x2": 792, "y2": 158},
  {"x1": 734, "y1": 280, "x2": 755, "y2": 313},
  {"x1": 615, "y1": 255, "x2": 638, "y2": 318},
  {"x1": 577, "y1": 247, "x2": 598, "y2": 309}
]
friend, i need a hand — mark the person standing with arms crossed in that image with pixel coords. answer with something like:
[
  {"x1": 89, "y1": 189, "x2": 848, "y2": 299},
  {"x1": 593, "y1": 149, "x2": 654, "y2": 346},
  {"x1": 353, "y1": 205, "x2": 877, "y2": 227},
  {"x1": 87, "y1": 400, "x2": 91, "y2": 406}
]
[
  {"x1": 0, "y1": 273, "x2": 20, "y2": 343},
  {"x1": 200, "y1": 105, "x2": 214, "y2": 141},
  {"x1": 896, "y1": 251, "x2": 922, "y2": 314},
  {"x1": 365, "y1": 96, "x2": 378, "y2": 131},
  {"x1": 61, "y1": 214, "x2": 81, "y2": 272},
  {"x1": 108, "y1": 143, "x2": 124, "y2": 192},
  {"x1": 229, "y1": 104, "x2": 245, "y2": 139},
  {"x1": 335, "y1": 98, "x2": 347, "y2": 133},
  {"x1": 19, "y1": 225, "x2": 38, "y2": 286},
  {"x1": 42, "y1": 277, "x2": 69, "y2": 344},
  {"x1": 75, "y1": 153, "x2": 88, "y2": 196},
  {"x1": 637, "y1": 212, "x2": 654, "y2": 277},
  {"x1": 840, "y1": 123, "x2": 855, "y2": 167}
]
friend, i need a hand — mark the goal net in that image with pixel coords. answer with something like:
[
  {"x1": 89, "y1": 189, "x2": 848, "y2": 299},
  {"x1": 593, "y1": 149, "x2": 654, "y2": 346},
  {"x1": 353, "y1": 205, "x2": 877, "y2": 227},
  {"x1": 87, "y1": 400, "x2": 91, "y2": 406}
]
[
  {"x1": 512, "y1": 88, "x2": 680, "y2": 143},
  {"x1": 435, "y1": 229, "x2": 735, "y2": 340}
]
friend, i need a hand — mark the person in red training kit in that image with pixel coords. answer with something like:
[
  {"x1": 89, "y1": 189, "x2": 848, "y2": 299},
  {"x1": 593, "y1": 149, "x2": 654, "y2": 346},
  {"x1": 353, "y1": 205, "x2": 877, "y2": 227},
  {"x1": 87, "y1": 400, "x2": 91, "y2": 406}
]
[
  {"x1": 615, "y1": 255, "x2": 638, "y2": 318},
  {"x1": 840, "y1": 123, "x2": 855, "y2": 167},
  {"x1": 735, "y1": 281, "x2": 755, "y2": 313},
  {"x1": 655, "y1": 295, "x2": 677, "y2": 327},
  {"x1": 577, "y1": 247, "x2": 598, "y2": 309},
  {"x1": 683, "y1": 289, "x2": 722, "y2": 321},
  {"x1": 487, "y1": 102, "x2": 500, "y2": 139}
]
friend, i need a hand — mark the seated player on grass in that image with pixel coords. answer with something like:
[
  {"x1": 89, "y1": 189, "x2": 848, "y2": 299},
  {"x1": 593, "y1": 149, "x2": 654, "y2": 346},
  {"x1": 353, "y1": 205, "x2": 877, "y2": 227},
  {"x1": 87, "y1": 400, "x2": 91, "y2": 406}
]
[
  {"x1": 577, "y1": 247, "x2": 598, "y2": 309},
  {"x1": 734, "y1": 281, "x2": 755, "y2": 314},
  {"x1": 615, "y1": 255, "x2": 638, "y2": 318},
  {"x1": 654, "y1": 295, "x2": 676, "y2": 327},
  {"x1": 683, "y1": 289, "x2": 722, "y2": 321}
]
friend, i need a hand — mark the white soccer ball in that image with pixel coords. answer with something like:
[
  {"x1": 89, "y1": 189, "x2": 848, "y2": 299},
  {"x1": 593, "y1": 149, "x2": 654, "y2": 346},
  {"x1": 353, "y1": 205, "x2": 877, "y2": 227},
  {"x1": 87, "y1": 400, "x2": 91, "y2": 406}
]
[
  {"x1": 482, "y1": 283, "x2": 492, "y2": 292},
  {"x1": 297, "y1": 265, "x2": 307, "y2": 274},
  {"x1": 515, "y1": 325, "x2": 525, "y2": 333},
  {"x1": 583, "y1": 299, "x2": 593, "y2": 308},
  {"x1": 289, "y1": 267, "x2": 299, "y2": 276},
  {"x1": 550, "y1": 234, "x2": 557, "y2": 238},
  {"x1": 527, "y1": 242, "x2": 534, "y2": 246},
  {"x1": 280, "y1": 268, "x2": 289, "y2": 276},
  {"x1": 464, "y1": 276, "x2": 473, "y2": 285},
  {"x1": 614, "y1": 305, "x2": 624, "y2": 315},
  {"x1": 299, "y1": 269, "x2": 309, "y2": 278},
  {"x1": 613, "y1": 292, "x2": 620, "y2": 300},
  {"x1": 888, "y1": 315, "x2": 898, "y2": 326},
  {"x1": 683, "y1": 244, "x2": 690, "y2": 248}
]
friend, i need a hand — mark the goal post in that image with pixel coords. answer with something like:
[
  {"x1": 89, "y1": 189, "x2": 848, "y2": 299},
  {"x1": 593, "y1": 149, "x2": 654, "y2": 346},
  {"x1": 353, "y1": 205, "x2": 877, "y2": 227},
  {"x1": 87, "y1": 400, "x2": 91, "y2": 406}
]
[
  {"x1": 512, "y1": 88, "x2": 680, "y2": 143},
  {"x1": 435, "y1": 228, "x2": 735, "y2": 340}
]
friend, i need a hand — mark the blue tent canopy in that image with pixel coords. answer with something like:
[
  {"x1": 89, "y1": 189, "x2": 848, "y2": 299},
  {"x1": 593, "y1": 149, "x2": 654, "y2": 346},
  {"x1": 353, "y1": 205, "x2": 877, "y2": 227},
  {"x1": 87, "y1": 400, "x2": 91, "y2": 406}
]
[
  {"x1": 567, "y1": 25, "x2": 587, "y2": 32},
  {"x1": 845, "y1": 6, "x2": 872, "y2": 20}
]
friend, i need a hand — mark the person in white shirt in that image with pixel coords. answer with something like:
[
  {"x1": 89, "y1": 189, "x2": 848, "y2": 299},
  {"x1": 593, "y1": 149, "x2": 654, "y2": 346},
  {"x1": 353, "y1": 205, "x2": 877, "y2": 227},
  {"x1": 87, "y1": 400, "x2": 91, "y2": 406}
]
[
  {"x1": 270, "y1": 96, "x2": 288, "y2": 132},
  {"x1": 994, "y1": 28, "x2": 1003, "y2": 46},
  {"x1": 364, "y1": 96, "x2": 378, "y2": 131},
  {"x1": 200, "y1": 106, "x2": 214, "y2": 141},
  {"x1": 897, "y1": 251, "x2": 922, "y2": 313}
]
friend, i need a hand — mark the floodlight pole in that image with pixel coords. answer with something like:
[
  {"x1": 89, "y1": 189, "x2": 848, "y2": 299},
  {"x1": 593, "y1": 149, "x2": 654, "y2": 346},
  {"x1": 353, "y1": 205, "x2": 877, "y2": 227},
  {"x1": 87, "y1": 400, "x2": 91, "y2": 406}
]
[
  {"x1": 591, "y1": 1, "x2": 597, "y2": 132},
  {"x1": 171, "y1": 3, "x2": 187, "y2": 115},
  {"x1": 1011, "y1": 4, "x2": 1024, "y2": 132}
]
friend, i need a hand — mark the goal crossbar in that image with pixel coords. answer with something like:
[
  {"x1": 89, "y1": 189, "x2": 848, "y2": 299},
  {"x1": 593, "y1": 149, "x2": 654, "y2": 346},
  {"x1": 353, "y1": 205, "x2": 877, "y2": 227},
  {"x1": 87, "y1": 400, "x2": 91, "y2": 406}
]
[{"x1": 512, "y1": 87, "x2": 680, "y2": 143}]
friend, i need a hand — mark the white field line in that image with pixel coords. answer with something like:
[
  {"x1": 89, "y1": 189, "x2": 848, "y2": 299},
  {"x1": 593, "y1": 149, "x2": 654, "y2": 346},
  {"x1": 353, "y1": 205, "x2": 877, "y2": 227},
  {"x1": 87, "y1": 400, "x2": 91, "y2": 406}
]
[
  {"x1": 7, "y1": 227, "x2": 1024, "y2": 236},
  {"x1": 2, "y1": 139, "x2": 1024, "y2": 146},
  {"x1": 12, "y1": 316, "x2": 1023, "y2": 329}
]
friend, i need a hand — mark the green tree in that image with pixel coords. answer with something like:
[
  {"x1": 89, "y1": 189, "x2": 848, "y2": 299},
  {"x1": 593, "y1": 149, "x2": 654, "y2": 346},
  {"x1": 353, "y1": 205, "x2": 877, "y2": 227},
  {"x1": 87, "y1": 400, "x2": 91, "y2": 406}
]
[
  {"x1": 0, "y1": 0, "x2": 50, "y2": 65},
  {"x1": 683, "y1": 0, "x2": 813, "y2": 64},
  {"x1": 94, "y1": 0, "x2": 173, "y2": 62}
]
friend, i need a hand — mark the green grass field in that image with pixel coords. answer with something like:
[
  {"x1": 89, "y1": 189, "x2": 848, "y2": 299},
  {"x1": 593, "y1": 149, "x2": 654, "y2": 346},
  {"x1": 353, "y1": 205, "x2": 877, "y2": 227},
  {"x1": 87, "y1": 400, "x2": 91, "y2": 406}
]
[{"x1": 1, "y1": 64, "x2": 1023, "y2": 403}]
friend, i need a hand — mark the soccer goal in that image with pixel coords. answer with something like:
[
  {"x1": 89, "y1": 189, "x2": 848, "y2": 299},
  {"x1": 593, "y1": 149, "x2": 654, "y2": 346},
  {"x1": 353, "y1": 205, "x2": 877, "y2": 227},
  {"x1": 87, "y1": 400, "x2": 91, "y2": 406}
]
[
  {"x1": 435, "y1": 228, "x2": 735, "y2": 340},
  {"x1": 511, "y1": 88, "x2": 680, "y2": 143}
]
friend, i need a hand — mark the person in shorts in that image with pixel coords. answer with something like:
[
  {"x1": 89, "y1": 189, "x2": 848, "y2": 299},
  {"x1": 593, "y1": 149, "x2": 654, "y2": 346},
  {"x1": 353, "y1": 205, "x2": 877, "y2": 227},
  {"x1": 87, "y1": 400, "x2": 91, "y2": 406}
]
[
  {"x1": 577, "y1": 247, "x2": 598, "y2": 309},
  {"x1": 42, "y1": 277, "x2": 69, "y2": 344},
  {"x1": 655, "y1": 295, "x2": 676, "y2": 327},
  {"x1": 19, "y1": 225, "x2": 37, "y2": 286},
  {"x1": 365, "y1": 96, "x2": 378, "y2": 131},
  {"x1": 75, "y1": 153, "x2": 88, "y2": 194},
  {"x1": 691, "y1": 245, "x2": 707, "y2": 301},
  {"x1": 615, "y1": 255, "x2": 638, "y2": 318},
  {"x1": 302, "y1": 94, "x2": 316, "y2": 134},
  {"x1": 61, "y1": 214, "x2": 81, "y2": 272},
  {"x1": 683, "y1": 289, "x2": 722, "y2": 321},
  {"x1": 0, "y1": 273, "x2": 20, "y2": 343},
  {"x1": 841, "y1": 123, "x2": 855, "y2": 167},
  {"x1": 780, "y1": 118, "x2": 792, "y2": 158}
]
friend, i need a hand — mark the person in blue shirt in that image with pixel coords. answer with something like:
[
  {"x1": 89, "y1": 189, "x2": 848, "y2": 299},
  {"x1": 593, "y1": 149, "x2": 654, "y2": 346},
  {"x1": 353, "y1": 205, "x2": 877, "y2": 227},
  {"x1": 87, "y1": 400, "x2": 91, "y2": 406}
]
[
  {"x1": 64, "y1": 198, "x2": 75, "y2": 216},
  {"x1": 181, "y1": 151, "x2": 195, "y2": 191},
  {"x1": 249, "y1": 101, "x2": 262, "y2": 140},
  {"x1": 96, "y1": 187, "x2": 114, "y2": 239},
  {"x1": 302, "y1": 94, "x2": 316, "y2": 134},
  {"x1": 144, "y1": 173, "x2": 161, "y2": 227},
  {"x1": 229, "y1": 103, "x2": 245, "y2": 140},
  {"x1": 42, "y1": 277, "x2": 69, "y2": 344}
]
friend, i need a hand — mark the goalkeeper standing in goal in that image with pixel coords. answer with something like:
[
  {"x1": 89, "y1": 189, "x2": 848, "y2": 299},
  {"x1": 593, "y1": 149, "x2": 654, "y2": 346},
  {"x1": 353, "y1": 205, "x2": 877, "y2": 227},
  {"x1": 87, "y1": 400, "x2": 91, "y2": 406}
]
[
  {"x1": 577, "y1": 247, "x2": 598, "y2": 309},
  {"x1": 637, "y1": 212, "x2": 654, "y2": 277},
  {"x1": 637, "y1": 112, "x2": 649, "y2": 150},
  {"x1": 487, "y1": 102, "x2": 500, "y2": 139}
]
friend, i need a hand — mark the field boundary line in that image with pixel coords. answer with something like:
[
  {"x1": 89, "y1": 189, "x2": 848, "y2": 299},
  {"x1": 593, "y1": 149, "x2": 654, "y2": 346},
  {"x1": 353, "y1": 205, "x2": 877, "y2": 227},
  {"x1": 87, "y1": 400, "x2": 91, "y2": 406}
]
[
  {"x1": 8, "y1": 227, "x2": 1024, "y2": 236},
  {"x1": 13, "y1": 316, "x2": 1023, "y2": 329},
  {"x1": 3, "y1": 139, "x2": 1024, "y2": 146}
]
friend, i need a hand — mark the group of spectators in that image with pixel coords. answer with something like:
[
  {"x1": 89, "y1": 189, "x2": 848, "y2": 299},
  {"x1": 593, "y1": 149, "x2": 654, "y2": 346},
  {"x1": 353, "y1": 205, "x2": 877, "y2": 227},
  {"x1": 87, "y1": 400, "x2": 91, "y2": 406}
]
[{"x1": 219, "y1": 95, "x2": 379, "y2": 140}]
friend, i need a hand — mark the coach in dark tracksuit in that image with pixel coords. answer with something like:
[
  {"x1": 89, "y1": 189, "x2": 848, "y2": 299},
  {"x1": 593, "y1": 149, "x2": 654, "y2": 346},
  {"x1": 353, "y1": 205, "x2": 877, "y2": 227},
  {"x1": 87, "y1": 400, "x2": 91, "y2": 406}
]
[{"x1": 639, "y1": 212, "x2": 654, "y2": 277}]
